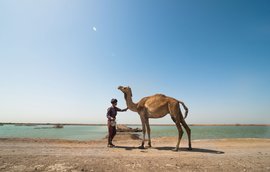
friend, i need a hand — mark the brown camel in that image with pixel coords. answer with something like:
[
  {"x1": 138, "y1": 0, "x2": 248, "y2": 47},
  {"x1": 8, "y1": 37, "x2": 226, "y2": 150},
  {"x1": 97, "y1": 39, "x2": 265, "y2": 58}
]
[{"x1": 118, "y1": 86, "x2": 192, "y2": 151}]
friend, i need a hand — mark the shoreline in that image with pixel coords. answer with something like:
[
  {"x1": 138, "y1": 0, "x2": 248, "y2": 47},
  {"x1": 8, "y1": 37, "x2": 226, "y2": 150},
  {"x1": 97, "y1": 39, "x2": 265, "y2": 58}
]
[
  {"x1": 0, "y1": 136, "x2": 269, "y2": 143},
  {"x1": 1, "y1": 122, "x2": 270, "y2": 126}
]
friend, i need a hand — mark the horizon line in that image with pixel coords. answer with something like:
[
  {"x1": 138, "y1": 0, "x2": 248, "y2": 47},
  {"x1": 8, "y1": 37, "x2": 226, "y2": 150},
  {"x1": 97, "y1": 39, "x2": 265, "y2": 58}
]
[{"x1": 1, "y1": 122, "x2": 270, "y2": 126}]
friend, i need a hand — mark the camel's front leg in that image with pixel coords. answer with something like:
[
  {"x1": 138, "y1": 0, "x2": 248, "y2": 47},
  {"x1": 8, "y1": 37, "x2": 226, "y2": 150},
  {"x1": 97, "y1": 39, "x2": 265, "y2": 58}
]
[
  {"x1": 139, "y1": 115, "x2": 146, "y2": 149},
  {"x1": 145, "y1": 117, "x2": 151, "y2": 147}
]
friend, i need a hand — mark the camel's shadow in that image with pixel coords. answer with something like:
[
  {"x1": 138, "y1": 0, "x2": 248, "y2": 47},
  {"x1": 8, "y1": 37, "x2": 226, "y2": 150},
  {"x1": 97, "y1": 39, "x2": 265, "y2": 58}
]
[
  {"x1": 155, "y1": 147, "x2": 225, "y2": 154},
  {"x1": 114, "y1": 146, "x2": 224, "y2": 154}
]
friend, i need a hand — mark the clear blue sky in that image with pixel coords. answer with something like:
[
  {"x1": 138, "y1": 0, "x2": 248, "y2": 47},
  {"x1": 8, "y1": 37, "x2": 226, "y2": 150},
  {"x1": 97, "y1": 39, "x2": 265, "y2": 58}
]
[{"x1": 0, "y1": 0, "x2": 269, "y2": 124}]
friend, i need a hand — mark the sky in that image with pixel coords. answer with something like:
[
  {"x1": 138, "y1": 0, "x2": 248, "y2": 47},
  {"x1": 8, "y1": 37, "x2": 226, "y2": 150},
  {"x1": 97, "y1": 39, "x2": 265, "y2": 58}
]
[{"x1": 0, "y1": 0, "x2": 269, "y2": 124}]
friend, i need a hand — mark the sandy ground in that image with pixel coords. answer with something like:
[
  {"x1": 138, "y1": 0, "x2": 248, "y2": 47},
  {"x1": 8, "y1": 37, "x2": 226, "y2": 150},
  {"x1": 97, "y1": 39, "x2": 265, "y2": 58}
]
[{"x1": 0, "y1": 134, "x2": 270, "y2": 172}]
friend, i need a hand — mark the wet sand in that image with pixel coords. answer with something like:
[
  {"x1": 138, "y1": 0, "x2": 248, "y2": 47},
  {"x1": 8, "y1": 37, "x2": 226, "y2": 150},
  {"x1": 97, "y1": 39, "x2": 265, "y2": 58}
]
[{"x1": 0, "y1": 135, "x2": 269, "y2": 172}]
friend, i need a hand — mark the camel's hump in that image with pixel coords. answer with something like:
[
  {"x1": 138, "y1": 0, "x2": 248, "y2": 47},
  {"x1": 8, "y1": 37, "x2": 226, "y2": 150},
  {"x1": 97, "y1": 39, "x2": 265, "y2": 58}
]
[
  {"x1": 153, "y1": 94, "x2": 166, "y2": 97},
  {"x1": 151, "y1": 94, "x2": 179, "y2": 102}
]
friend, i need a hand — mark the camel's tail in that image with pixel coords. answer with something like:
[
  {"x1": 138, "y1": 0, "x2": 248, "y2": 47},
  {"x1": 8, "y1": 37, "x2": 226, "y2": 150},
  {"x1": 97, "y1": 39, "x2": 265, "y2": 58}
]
[{"x1": 178, "y1": 100, "x2": 189, "y2": 119}]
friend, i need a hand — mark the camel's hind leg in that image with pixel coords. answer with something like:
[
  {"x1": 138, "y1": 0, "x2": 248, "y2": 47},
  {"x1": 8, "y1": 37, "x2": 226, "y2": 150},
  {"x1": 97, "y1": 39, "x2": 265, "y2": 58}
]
[
  {"x1": 169, "y1": 103, "x2": 183, "y2": 151},
  {"x1": 180, "y1": 118, "x2": 192, "y2": 150},
  {"x1": 171, "y1": 116, "x2": 183, "y2": 151}
]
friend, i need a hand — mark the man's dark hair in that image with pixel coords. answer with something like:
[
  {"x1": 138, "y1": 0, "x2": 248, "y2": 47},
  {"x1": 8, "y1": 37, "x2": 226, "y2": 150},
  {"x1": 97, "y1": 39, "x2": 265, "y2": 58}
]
[{"x1": 111, "y1": 99, "x2": 118, "y2": 104}]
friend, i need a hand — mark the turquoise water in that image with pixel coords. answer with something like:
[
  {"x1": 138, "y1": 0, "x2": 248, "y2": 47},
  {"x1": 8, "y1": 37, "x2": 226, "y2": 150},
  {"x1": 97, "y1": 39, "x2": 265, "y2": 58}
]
[
  {"x1": 0, "y1": 125, "x2": 107, "y2": 140},
  {"x1": 148, "y1": 125, "x2": 270, "y2": 140},
  {"x1": 0, "y1": 124, "x2": 269, "y2": 141}
]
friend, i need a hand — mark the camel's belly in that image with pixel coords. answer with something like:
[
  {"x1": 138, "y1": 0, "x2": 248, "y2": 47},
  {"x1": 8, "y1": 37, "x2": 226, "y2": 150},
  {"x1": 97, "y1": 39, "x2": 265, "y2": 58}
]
[{"x1": 147, "y1": 110, "x2": 168, "y2": 118}]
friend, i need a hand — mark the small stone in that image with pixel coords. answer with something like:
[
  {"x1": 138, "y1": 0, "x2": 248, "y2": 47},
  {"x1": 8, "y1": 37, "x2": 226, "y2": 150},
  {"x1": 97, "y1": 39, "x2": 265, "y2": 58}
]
[{"x1": 165, "y1": 164, "x2": 174, "y2": 167}]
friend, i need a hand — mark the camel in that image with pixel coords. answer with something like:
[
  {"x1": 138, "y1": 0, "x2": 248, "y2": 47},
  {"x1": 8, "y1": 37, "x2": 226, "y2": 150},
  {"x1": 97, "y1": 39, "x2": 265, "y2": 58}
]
[{"x1": 118, "y1": 86, "x2": 192, "y2": 151}]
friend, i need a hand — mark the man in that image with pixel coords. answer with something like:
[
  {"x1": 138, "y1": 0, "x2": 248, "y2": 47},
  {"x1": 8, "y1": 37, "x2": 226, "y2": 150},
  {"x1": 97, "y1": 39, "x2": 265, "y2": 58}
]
[{"x1": 107, "y1": 98, "x2": 128, "y2": 147}]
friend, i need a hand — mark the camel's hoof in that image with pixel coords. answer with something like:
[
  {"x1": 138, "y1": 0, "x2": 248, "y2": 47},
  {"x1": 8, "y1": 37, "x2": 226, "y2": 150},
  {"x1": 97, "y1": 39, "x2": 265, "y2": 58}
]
[
  {"x1": 172, "y1": 148, "x2": 179, "y2": 152},
  {"x1": 138, "y1": 146, "x2": 145, "y2": 149}
]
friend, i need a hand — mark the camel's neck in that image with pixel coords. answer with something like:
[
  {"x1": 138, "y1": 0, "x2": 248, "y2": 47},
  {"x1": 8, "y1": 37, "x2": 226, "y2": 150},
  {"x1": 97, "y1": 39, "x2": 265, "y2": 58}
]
[{"x1": 124, "y1": 93, "x2": 138, "y2": 112}]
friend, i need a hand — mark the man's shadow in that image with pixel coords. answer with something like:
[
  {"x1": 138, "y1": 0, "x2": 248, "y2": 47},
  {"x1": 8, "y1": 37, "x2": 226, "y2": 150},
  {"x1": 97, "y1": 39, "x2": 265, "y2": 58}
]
[{"x1": 114, "y1": 146, "x2": 224, "y2": 154}]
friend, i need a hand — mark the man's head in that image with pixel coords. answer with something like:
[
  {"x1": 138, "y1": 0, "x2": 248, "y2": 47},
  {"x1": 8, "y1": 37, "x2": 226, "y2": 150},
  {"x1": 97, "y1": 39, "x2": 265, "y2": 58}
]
[{"x1": 111, "y1": 98, "x2": 118, "y2": 107}]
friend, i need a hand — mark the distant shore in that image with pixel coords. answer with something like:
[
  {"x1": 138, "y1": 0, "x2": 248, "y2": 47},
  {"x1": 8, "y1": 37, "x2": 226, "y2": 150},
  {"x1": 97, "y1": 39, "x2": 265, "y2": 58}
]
[{"x1": 1, "y1": 122, "x2": 270, "y2": 126}]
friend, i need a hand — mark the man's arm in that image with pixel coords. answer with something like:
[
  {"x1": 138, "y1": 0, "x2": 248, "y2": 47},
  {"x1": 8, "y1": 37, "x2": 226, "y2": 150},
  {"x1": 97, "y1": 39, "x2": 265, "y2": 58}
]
[{"x1": 116, "y1": 107, "x2": 128, "y2": 112}]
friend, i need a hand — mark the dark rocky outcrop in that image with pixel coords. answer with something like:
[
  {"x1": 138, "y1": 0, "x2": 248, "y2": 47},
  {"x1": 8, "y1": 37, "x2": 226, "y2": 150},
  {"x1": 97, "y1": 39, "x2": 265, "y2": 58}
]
[
  {"x1": 116, "y1": 124, "x2": 142, "y2": 132},
  {"x1": 53, "y1": 124, "x2": 64, "y2": 128}
]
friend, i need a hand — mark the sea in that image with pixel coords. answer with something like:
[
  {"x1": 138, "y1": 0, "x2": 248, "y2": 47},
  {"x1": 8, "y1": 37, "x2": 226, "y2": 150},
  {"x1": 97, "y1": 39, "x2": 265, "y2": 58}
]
[{"x1": 0, "y1": 124, "x2": 269, "y2": 141}]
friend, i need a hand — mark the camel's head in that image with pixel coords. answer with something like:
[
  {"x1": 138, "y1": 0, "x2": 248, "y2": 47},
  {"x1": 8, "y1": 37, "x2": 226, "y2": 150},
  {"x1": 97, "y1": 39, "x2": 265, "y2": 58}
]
[{"x1": 118, "y1": 86, "x2": 133, "y2": 98}]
